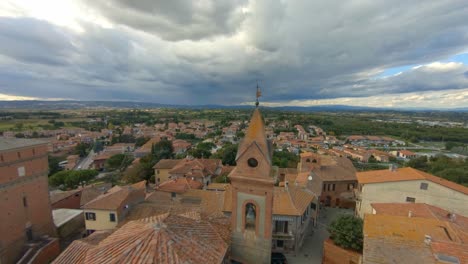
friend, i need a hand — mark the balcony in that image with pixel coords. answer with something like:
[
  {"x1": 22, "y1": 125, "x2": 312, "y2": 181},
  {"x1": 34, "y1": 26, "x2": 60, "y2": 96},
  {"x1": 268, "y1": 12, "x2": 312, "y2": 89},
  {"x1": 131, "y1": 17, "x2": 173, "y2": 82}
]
[{"x1": 272, "y1": 231, "x2": 294, "y2": 240}]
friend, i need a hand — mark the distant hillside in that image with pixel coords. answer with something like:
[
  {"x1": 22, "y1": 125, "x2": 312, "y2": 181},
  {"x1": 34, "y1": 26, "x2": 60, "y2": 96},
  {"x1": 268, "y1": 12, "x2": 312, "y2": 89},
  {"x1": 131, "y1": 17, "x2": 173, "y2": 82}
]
[{"x1": 0, "y1": 100, "x2": 467, "y2": 112}]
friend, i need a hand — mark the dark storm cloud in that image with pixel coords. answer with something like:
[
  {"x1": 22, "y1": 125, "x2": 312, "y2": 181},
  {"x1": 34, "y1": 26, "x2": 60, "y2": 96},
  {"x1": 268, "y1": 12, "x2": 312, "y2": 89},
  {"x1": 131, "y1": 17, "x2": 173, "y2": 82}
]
[
  {"x1": 0, "y1": 17, "x2": 75, "y2": 65},
  {"x1": 84, "y1": 0, "x2": 248, "y2": 41},
  {"x1": 1, "y1": 0, "x2": 468, "y2": 105}
]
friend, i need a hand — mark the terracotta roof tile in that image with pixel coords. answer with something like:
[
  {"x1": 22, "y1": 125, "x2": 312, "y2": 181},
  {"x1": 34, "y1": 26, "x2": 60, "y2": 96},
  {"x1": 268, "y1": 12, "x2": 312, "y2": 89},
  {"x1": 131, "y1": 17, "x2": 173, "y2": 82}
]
[
  {"x1": 82, "y1": 185, "x2": 145, "y2": 210},
  {"x1": 153, "y1": 159, "x2": 181, "y2": 169},
  {"x1": 358, "y1": 167, "x2": 468, "y2": 195},
  {"x1": 55, "y1": 214, "x2": 230, "y2": 264},
  {"x1": 156, "y1": 178, "x2": 203, "y2": 194},
  {"x1": 50, "y1": 189, "x2": 81, "y2": 204}
]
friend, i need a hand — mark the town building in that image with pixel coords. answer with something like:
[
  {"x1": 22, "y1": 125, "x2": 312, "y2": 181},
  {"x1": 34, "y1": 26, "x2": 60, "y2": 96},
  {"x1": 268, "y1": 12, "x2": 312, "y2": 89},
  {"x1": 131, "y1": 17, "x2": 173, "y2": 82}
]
[
  {"x1": 0, "y1": 138, "x2": 58, "y2": 263},
  {"x1": 355, "y1": 167, "x2": 468, "y2": 218},
  {"x1": 299, "y1": 152, "x2": 357, "y2": 208},
  {"x1": 153, "y1": 157, "x2": 222, "y2": 187},
  {"x1": 363, "y1": 206, "x2": 467, "y2": 264},
  {"x1": 52, "y1": 213, "x2": 230, "y2": 264},
  {"x1": 226, "y1": 106, "x2": 276, "y2": 263},
  {"x1": 82, "y1": 183, "x2": 145, "y2": 234}
]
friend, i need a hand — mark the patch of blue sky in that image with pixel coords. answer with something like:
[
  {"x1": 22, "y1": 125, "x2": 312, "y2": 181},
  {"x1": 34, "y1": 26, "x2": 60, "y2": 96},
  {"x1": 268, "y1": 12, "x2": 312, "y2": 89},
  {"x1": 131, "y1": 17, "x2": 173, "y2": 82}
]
[
  {"x1": 375, "y1": 52, "x2": 468, "y2": 79},
  {"x1": 374, "y1": 64, "x2": 416, "y2": 78},
  {"x1": 443, "y1": 52, "x2": 468, "y2": 64}
]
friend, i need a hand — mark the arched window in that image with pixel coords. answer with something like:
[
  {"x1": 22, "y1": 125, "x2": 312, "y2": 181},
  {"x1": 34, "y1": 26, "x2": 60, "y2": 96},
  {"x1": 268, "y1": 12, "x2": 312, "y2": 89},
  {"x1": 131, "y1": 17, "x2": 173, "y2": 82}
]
[
  {"x1": 245, "y1": 203, "x2": 256, "y2": 230},
  {"x1": 312, "y1": 159, "x2": 317, "y2": 163},
  {"x1": 306, "y1": 158, "x2": 311, "y2": 163}
]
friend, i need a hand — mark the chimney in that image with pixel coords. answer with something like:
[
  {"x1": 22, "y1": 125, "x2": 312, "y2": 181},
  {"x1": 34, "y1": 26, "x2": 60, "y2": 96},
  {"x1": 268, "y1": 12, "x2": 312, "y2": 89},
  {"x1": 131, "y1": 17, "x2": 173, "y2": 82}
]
[
  {"x1": 448, "y1": 212, "x2": 457, "y2": 222},
  {"x1": 389, "y1": 164, "x2": 397, "y2": 172},
  {"x1": 424, "y1": 235, "x2": 432, "y2": 245},
  {"x1": 408, "y1": 210, "x2": 413, "y2": 218},
  {"x1": 285, "y1": 181, "x2": 289, "y2": 191}
]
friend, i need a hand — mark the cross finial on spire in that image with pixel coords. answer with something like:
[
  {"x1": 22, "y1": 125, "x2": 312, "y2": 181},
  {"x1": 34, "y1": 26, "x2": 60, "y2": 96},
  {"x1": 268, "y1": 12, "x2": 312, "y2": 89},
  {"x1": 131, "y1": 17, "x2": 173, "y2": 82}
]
[{"x1": 255, "y1": 82, "x2": 261, "y2": 107}]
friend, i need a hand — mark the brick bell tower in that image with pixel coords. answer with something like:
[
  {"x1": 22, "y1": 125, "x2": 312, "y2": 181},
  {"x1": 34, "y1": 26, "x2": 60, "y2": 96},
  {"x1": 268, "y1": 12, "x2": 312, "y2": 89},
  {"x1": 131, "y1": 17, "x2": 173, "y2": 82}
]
[{"x1": 229, "y1": 85, "x2": 274, "y2": 263}]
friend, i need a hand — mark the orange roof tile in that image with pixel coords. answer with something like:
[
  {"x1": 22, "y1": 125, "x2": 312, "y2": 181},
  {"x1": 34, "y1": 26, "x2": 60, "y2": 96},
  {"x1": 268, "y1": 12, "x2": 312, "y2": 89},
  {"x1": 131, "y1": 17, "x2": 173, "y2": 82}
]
[
  {"x1": 156, "y1": 178, "x2": 203, "y2": 194},
  {"x1": 82, "y1": 185, "x2": 145, "y2": 210},
  {"x1": 357, "y1": 167, "x2": 468, "y2": 195},
  {"x1": 153, "y1": 159, "x2": 181, "y2": 169},
  {"x1": 364, "y1": 214, "x2": 461, "y2": 243},
  {"x1": 55, "y1": 214, "x2": 230, "y2": 264}
]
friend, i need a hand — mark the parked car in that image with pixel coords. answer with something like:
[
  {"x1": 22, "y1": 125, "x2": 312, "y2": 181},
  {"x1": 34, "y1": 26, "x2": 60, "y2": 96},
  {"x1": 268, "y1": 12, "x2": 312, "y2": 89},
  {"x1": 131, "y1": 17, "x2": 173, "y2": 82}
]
[{"x1": 271, "y1": 252, "x2": 287, "y2": 264}]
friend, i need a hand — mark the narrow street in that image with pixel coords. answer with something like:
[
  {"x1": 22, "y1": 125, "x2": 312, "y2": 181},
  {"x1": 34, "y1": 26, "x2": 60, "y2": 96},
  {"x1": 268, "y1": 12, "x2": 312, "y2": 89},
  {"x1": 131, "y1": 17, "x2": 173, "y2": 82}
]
[
  {"x1": 286, "y1": 207, "x2": 354, "y2": 264},
  {"x1": 75, "y1": 150, "x2": 94, "y2": 170}
]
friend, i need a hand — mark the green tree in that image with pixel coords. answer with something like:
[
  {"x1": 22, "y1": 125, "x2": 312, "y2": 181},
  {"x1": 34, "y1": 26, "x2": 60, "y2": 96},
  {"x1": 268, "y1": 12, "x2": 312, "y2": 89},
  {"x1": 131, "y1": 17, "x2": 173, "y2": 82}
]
[
  {"x1": 49, "y1": 170, "x2": 99, "y2": 189},
  {"x1": 105, "y1": 154, "x2": 134, "y2": 171},
  {"x1": 212, "y1": 143, "x2": 238, "y2": 165},
  {"x1": 189, "y1": 142, "x2": 215, "y2": 159},
  {"x1": 135, "y1": 137, "x2": 150, "y2": 147},
  {"x1": 328, "y1": 215, "x2": 363, "y2": 252},
  {"x1": 74, "y1": 142, "x2": 91, "y2": 157},
  {"x1": 272, "y1": 150, "x2": 299, "y2": 168},
  {"x1": 406, "y1": 156, "x2": 429, "y2": 171},
  {"x1": 48, "y1": 155, "x2": 64, "y2": 176},
  {"x1": 152, "y1": 138, "x2": 174, "y2": 161},
  {"x1": 93, "y1": 140, "x2": 104, "y2": 153}
]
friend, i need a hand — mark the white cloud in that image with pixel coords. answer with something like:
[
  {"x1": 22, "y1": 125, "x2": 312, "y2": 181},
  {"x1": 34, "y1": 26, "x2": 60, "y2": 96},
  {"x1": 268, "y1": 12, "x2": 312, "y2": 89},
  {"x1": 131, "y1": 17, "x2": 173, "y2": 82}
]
[
  {"x1": 0, "y1": 0, "x2": 468, "y2": 107},
  {"x1": 252, "y1": 88, "x2": 468, "y2": 108}
]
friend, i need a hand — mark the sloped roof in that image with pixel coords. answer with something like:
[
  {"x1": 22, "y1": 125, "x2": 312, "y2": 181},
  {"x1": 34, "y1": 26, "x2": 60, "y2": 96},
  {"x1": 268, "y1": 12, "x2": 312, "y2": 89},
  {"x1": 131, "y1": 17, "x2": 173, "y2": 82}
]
[
  {"x1": 80, "y1": 186, "x2": 106, "y2": 207},
  {"x1": 371, "y1": 203, "x2": 468, "y2": 243},
  {"x1": 363, "y1": 213, "x2": 466, "y2": 264},
  {"x1": 183, "y1": 189, "x2": 226, "y2": 218},
  {"x1": 312, "y1": 155, "x2": 356, "y2": 182},
  {"x1": 156, "y1": 178, "x2": 203, "y2": 194},
  {"x1": 53, "y1": 231, "x2": 112, "y2": 264},
  {"x1": 153, "y1": 159, "x2": 181, "y2": 169},
  {"x1": 54, "y1": 214, "x2": 229, "y2": 264},
  {"x1": 82, "y1": 185, "x2": 144, "y2": 210},
  {"x1": 236, "y1": 108, "x2": 271, "y2": 164},
  {"x1": 357, "y1": 167, "x2": 468, "y2": 195},
  {"x1": 50, "y1": 189, "x2": 81, "y2": 204}
]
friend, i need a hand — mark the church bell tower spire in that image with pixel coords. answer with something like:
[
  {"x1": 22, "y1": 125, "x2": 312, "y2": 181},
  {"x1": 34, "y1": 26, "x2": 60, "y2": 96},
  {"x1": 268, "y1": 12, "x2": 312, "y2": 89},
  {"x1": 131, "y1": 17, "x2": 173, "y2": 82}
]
[{"x1": 229, "y1": 85, "x2": 274, "y2": 263}]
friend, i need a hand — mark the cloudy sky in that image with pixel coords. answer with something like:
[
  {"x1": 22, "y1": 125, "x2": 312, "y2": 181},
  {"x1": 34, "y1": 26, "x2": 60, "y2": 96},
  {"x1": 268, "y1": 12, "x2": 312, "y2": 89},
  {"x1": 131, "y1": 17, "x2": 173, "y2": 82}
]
[{"x1": 0, "y1": 0, "x2": 467, "y2": 108}]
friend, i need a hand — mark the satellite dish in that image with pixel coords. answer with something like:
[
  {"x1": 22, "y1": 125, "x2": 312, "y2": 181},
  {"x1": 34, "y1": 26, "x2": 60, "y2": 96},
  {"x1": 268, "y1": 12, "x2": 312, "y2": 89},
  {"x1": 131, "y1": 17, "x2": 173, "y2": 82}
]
[{"x1": 308, "y1": 175, "x2": 313, "y2": 181}]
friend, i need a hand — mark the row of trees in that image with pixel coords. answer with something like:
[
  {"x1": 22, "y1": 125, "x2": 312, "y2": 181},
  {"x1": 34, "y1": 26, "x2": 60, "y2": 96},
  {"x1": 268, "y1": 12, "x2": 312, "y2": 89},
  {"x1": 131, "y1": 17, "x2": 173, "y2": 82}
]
[
  {"x1": 407, "y1": 155, "x2": 468, "y2": 186},
  {"x1": 49, "y1": 170, "x2": 99, "y2": 189}
]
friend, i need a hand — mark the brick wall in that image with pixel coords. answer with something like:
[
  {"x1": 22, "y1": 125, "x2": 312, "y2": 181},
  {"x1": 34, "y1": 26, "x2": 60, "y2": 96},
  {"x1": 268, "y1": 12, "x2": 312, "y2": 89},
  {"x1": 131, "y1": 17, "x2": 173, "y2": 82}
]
[
  {"x1": 0, "y1": 143, "x2": 56, "y2": 264},
  {"x1": 30, "y1": 238, "x2": 60, "y2": 264},
  {"x1": 52, "y1": 191, "x2": 82, "y2": 209},
  {"x1": 322, "y1": 239, "x2": 361, "y2": 264}
]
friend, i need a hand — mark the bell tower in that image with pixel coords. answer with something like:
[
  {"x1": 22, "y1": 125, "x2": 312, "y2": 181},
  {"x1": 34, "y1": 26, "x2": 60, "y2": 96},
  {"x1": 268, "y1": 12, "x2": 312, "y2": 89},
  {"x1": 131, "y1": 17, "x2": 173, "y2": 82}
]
[{"x1": 229, "y1": 86, "x2": 274, "y2": 263}]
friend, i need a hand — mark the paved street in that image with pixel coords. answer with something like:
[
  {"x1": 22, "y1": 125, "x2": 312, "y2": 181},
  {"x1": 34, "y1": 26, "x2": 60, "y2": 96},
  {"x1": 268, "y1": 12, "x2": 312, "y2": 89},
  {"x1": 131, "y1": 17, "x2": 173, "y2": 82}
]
[
  {"x1": 286, "y1": 207, "x2": 354, "y2": 264},
  {"x1": 76, "y1": 150, "x2": 94, "y2": 170}
]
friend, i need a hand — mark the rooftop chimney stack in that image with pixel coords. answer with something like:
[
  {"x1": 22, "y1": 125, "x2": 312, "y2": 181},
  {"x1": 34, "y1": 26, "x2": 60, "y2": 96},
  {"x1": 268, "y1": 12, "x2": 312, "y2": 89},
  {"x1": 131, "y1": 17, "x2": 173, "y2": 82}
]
[{"x1": 424, "y1": 235, "x2": 432, "y2": 245}]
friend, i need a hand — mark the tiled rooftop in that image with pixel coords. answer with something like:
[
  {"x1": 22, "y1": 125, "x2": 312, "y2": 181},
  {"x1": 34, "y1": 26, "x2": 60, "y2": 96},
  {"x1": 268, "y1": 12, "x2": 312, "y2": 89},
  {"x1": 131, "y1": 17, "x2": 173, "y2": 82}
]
[
  {"x1": 53, "y1": 214, "x2": 229, "y2": 264},
  {"x1": 357, "y1": 167, "x2": 468, "y2": 195}
]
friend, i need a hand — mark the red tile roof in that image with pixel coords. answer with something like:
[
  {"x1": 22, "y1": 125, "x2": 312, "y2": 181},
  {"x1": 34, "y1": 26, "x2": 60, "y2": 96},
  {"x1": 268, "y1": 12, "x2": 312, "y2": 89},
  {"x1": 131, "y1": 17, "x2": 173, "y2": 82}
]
[
  {"x1": 82, "y1": 185, "x2": 145, "y2": 210},
  {"x1": 54, "y1": 214, "x2": 229, "y2": 264},
  {"x1": 357, "y1": 167, "x2": 468, "y2": 195},
  {"x1": 156, "y1": 178, "x2": 203, "y2": 194}
]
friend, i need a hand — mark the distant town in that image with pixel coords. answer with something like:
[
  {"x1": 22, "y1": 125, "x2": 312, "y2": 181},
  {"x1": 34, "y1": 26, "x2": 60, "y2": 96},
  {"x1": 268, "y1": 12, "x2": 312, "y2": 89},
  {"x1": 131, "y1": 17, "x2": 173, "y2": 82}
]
[{"x1": 0, "y1": 104, "x2": 467, "y2": 264}]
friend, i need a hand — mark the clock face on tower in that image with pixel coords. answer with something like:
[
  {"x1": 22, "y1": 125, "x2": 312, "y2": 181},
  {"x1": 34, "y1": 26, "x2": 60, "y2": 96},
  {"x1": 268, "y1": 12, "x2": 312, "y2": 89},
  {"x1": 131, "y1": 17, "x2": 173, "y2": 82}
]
[{"x1": 247, "y1": 158, "x2": 258, "y2": 168}]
